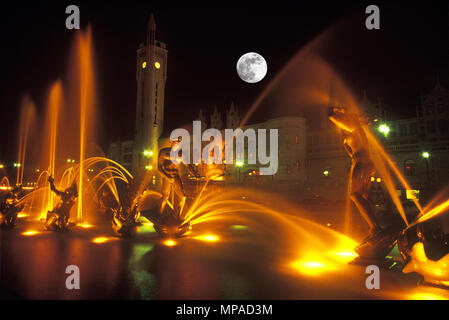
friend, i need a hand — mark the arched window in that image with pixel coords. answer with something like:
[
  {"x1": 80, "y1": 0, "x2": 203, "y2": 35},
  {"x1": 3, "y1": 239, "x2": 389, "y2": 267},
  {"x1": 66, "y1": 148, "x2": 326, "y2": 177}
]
[{"x1": 404, "y1": 160, "x2": 416, "y2": 176}]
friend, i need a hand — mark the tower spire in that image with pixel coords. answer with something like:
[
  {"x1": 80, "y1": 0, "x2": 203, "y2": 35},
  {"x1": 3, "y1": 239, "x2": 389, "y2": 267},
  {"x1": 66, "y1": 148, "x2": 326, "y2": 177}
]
[
  {"x1": 148, "y1": 13, "x2": 156, "y2": 46},
  {"x1": 149, "y1": 12, "x2": 156, "y2": 29}
]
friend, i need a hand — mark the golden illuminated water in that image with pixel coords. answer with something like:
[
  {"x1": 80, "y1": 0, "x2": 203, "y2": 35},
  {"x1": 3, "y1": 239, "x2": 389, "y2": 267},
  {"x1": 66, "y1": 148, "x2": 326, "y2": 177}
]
[
  {"x1": 76, "y1": 27, "x2": 96, "y2": 222},
  {"x1": 16, "y1": 96, "x2": 36, "y2": 186},
  {"x1": 38, "y1": 81, "x2": 63, "y2": 219}
]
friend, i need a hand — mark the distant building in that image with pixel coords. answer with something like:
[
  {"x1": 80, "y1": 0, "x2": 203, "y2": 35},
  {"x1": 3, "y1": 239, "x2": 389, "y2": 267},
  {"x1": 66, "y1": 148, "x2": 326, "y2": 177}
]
[
  {"x1": 210, "y1": 105, "x2": 223, "y2": 130},
  {"x1": 108, "y1": 140, "x2": 133, "y2": 171},
  {"x1": 224, "y1": 116, "x2": 306, "y2": 190}
]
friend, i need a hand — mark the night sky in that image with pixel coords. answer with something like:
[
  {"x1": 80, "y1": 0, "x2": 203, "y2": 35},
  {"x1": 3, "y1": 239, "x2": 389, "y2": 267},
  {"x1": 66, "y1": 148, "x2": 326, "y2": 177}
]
[{"x1": 0, "y1": 1, "x2": 448, "y2": 159}]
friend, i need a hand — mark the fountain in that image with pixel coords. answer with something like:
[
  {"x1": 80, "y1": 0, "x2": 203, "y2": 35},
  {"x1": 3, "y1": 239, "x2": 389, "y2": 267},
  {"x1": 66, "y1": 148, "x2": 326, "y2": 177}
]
[{"x1": 2, "y1": 18, "x2": 449, "y2": 299}]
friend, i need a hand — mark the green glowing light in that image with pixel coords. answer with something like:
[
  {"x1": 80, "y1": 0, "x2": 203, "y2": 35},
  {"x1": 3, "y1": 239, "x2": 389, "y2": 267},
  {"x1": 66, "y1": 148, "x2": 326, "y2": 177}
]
[
  {"x1": 388, "y1": 262, "x2": 398, "y2": 269},
  {"x1": 378, "y1": 124, "x2": 390, "y2": 137},
  {"x1": 129, "y1": 244, "x2": 155, "y2": 265},
  {"x1": 422, "y1": 151, "x2": 430, "y2": 159},
  {"x1": 137, "y1": 225, "x2": 156, "y2": 234},
  {"x1": 323, "y1": 170, "x2": 329, "y2": 177},
  {"x1": 387, "y1": 243, "x2": 401, "y2": 258},
  {"x1": 235, "y1": 161, "x2": 244, "y2": 167}
]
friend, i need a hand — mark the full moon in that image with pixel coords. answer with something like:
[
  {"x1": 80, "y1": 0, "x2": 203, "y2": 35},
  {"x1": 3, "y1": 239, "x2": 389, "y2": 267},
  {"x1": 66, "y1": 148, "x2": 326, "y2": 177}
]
[{"x1": 236, "y1": 52, "x2": 267, "y2": 83}]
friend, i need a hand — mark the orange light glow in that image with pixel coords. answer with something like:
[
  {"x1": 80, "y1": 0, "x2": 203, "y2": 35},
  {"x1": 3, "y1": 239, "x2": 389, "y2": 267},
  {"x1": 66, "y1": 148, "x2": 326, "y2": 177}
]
[
  {"x1": 77, "y1": 223, "x2": 93, "y2": 229},
  {"x1": 163, "y1": 239, "x2": 177, "y2": 247},
  {"x1": 405, "y1": 286, "x2": 449, "y2": 300},
  {"x1": 291, "y1": 259, "x2": 336, "y2": 276},
  {"x1": 194, "y1": 234, "x2": 219, "y2": 242},
  {"x1": 17, "y1": 213, "x2": 28, "y2": 218},
  {"x1": 92, "y1": 236, "x2": 114, "y2": 244},
  {"x1": 22, "y1": 230, "x2": 39, "y2": 236},
  {"x1": 409, "y1": 293, "x2": 447, "y2": 300},
  {"x1": 327, "y1": 250, "x2": 358, "y2": 262}
]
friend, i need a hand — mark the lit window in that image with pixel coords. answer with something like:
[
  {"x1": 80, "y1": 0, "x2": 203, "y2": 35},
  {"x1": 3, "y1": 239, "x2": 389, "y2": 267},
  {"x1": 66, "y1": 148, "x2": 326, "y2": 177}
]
[
  {"x1": 406, "y1": 189, "x2": 420, "y2": 200},
  {"x1": 154, "y1": 61, "x2": 161, "y2": 69},
  {"x1": 142, "y1": 61, "x2": 147, "y2": 69}
]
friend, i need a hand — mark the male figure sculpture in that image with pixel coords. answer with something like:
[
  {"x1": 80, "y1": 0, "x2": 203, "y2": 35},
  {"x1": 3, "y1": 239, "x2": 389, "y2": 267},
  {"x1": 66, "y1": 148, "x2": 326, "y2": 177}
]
[
  {"x1": 329, "y1": 106, "x2": 396, "y2": 259},
  {"x1": 45, "y1": 175, "x2": 78, "y2": 231}
]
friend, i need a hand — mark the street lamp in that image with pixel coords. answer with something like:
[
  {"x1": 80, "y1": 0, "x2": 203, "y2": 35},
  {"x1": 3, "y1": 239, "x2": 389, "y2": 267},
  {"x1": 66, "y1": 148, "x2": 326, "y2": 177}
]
[
  {"x1": 323, "y1": 170, "x2": 329, "y2": 177},
  {"x1": 378, "y1": 124, "x2": 390, "y2": 137},
  {"x1": 144, "y1": 150, "x2": 153, "y2": 157},
  {"x1": 235, "y1": 161, "x2": 244, "y2": 183},
  {"x1": 422, "y1": 151, "x2": 431, "y2": 184}
]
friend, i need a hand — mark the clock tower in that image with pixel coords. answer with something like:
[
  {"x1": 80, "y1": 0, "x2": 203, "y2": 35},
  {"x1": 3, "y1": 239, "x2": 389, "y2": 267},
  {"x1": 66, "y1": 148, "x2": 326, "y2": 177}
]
[{"x1": 133, "y1": 13, "x2": 168, "y2": 175}]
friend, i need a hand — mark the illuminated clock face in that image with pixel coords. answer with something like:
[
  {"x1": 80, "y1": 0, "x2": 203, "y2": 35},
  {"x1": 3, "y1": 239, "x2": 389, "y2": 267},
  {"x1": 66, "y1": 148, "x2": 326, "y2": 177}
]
[
  {"x1": 142, "y1": 61, "x2": 147, "y2": 69},
  {"x1": 154, "y1": 61, "x2": 161, "y2": 69}
]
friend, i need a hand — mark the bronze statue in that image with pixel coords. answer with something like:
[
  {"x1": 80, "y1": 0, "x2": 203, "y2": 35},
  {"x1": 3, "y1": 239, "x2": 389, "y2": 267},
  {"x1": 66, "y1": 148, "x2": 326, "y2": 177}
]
[
  {"x1": 329, "y1": 106, "x2": 396, "y2": 259},
  {"x1": 45, "y1": 175, "x2": 78, "y2": 231},
  {"x1": 0, "y1": 185, "x2": 23, "y2": 228},
  {"x1": 111, "y1": 182, "x2": 141, "y2": 236},
  {"x1": 158, "y1": 138, "x2": 199, "y2": 219}
]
